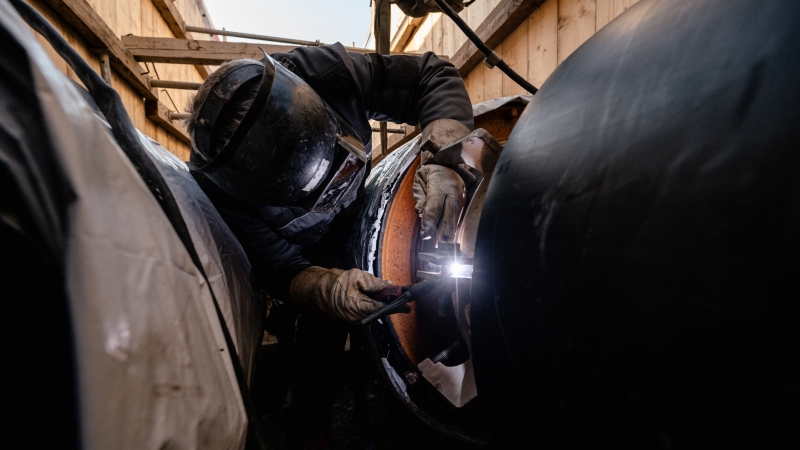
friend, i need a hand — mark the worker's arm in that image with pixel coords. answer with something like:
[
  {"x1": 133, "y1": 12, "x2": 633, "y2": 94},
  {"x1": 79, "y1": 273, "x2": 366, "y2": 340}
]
[
  {"x1": 350, "y1": 50, "x2": 475, "y2": 243},
  {"x1": 270, "y1": 43, "x2": 473, "y2": 142},
  {"x1": 215, "y1": 206, "x2": 394, "y2": 321},
  {"x1": 271, "y1": 45, "x2": 474, "y2": 243},
  {"x1": 351, "y1": 51, "x2": 473, "y2": 131},
  {"x1": 213, "y1": 207, "x2": 310, "y2": 300}
]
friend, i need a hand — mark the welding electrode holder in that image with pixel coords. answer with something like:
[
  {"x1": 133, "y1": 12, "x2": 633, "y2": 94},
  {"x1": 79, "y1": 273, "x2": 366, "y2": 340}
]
[{"x1": 361, "y1": 280, "x2": 439, "y2": 326}]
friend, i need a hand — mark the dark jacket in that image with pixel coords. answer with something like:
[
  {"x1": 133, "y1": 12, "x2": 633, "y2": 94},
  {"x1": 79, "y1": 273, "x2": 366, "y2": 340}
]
[{"x1": 198, "y1": 43, "x2": 473, "y2": 301}]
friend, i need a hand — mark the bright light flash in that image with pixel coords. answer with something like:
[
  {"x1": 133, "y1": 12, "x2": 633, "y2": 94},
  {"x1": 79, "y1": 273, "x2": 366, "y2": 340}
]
[{"x1": 449, "y1": 263, "x2": 473, "y2": 279}]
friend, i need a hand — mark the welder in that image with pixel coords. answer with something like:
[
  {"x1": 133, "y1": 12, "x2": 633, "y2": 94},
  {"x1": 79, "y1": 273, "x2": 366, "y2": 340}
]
[{"x1": 184, "y1": 43, "x2": 474, "y2": 448}]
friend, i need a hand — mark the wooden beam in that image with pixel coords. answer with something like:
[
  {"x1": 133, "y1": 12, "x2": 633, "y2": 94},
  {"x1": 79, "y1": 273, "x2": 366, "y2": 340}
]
[
  {"x1": 42, "y1": 0, "x2": 156, "y2": 101},
  {"x1": 40, "y1": 0, "x2": 194, "y2": 144},
  {"x1": 150, "y1": 0, "x2": 209, "y2": 78},
  {"x1": 151, "y1": 0, "x2": 186, "y2": 38},
  {"x1": 122, "y1": 36, "x2": 432, "y2": 65},
  {"x1": 145, "y1": 100, "x2": 190, "y2": 144},
  {"x1": 450, "y1": 0, "x2": 545, "y2": 77},
  {"x1": 123, "y1": 36, "x2": 294, "y2": 64},
  {"x1": 391, "y1": 14, "x2": 426, "y2": 52}
]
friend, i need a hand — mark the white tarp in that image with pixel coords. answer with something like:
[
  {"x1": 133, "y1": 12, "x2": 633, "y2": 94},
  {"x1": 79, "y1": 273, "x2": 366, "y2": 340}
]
[{"x1": 0, "y1": 1, "x2": 258, "y2": 447}]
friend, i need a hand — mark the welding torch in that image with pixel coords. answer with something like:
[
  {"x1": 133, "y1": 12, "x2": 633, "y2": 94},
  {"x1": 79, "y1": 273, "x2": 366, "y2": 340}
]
[
  {"x1": 361, "y1": 280, "x2": 439, "y2": 326},
  {"x1": 361, "y1": 258, "x2": 474, "y2": 326}
]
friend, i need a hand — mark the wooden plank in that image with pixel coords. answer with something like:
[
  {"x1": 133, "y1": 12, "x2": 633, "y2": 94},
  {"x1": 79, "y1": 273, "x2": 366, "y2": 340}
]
[
  {"x1": 422, "y1": 17, "x2": 433, "y2": 54},
  {"x1": 442, "y1": 14, "x2": 454, "y2": 58},
  {"x1": 34, "y1": 0, "x2": 196, "y2": 146},
  {"x1": 557, "y1": 0, "x2": 596, "y2": 65},
  {"x1": 42, "y1": 0, "x2": 156, "y2": 101},
  {"x1": 141, "y1": 0, "x2": 154, "y2": 39},
  {"x1": 123, "y1": 36, "x2": 294, "y2": 64},
  {"x1": 145, "y1": 99, "x2": 191, "y2": 144},
  {"x1": 450, "y1": 0, "x2": 546, "y2": 77},
  {"x1": 528, "y1": 0, "x2": 558, "y2": 88},
  {"x1": 115, "y1": 0, "x2": 133, "y2": 36},
  {"x1": 502, "y1": 17, "x2": 528, "y2": 96},
  {"x1": 86, "y1": 0, "x2": 115, "y2": 36},
  {"x1": 151, "y1": 0, "x2": 185, "y2": 37},
  {"x1": 483, "y1": 43, "x2": 504, "y2": 100},
  {"x1": 390, "y1": 15, "x2": 426, "y2": 52},
  {"x1": 431, "y1": 13, "x2": 443, "y2": 55},
  {"x1": 465, "y1": 62, "x2": 484, "y2": 104},
  {"x1": 406, "y1": 15, "x2": 431, "y2": 52},
  {"x1": 596, "y1": 0, "x2": 638, "y2": 30},
  {"x1": 467, "y1": 0, "x2": 484, "y2": 29},
  {"x1": 122, "y1": 36, "x2": 426, "y2": 65}
]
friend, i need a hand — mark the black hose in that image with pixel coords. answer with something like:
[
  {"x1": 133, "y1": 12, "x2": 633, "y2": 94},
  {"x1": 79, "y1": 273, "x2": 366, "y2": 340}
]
[
  {"x1": 8, "y1": 1, "x2": 267, "y2": 448},
  {"x1": 432, "y1": 0, "x2": 538, "y2": 95}
]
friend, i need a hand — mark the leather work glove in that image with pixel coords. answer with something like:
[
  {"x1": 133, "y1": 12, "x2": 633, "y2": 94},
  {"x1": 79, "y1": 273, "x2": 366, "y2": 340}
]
[
  {"x1": 290, "y1": 266, "x2": 391, "y2": 323},
  {"x1": 413, "y1": 118, "x2": 472, "y2": 243},
  {"x1": 413, "y1": 164, "x2": 465, "y2": 243}
]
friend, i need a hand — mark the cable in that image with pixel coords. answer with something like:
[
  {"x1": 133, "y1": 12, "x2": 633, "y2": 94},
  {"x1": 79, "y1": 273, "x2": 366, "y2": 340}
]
[{"x1": 432, "y1": 0, "x2": 538, "y2": 94}]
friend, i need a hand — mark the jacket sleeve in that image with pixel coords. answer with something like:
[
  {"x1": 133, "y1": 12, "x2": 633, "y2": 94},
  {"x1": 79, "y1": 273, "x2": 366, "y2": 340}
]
[
  {"x1": 351, "y1": 51, "x2": 474, "y2": 131},
  {"x1": 271, "y1": 44, "x2": 473, "y2": 132},
  {"x1": 214, "y1": 207, "x2": 310, "y2": 301}
]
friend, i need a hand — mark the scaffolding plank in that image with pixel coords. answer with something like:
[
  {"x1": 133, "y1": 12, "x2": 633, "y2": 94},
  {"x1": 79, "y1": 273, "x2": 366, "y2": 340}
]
[
  {"x1": 450, "y1": 0, "x2": 545, "y2": 77},
  {"x1": 145, "y1": 99, "x2": 191, "y2": 144},
  {"x1": 43, "y1": 0, "x2": 156, "y2": 100},
  {"x1": 150, "y1": 0, "x2": 209, "y2": 78},
  {"x1": 123, "y1": 36, "x2": 293, "y2": 64}
]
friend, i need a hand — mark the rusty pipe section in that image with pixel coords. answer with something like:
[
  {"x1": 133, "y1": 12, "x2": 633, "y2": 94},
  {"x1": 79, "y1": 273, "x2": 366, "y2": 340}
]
[{"x1": 349, "y1": 95, "x2": 529, "y2": 445}]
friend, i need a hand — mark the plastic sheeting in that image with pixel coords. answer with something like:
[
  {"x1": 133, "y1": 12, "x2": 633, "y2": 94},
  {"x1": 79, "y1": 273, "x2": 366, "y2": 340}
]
[{"x1": 0, "y1": 1, "x2": 261, "y2": 448}]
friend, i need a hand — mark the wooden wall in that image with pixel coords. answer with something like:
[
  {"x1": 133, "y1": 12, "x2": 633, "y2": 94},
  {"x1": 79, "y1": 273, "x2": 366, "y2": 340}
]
[
  {"x1": 24, "y1": 0, "x2": 215, "y2": 160},
  {"x1": 398, "y1": 0, "x2": 639, "y2": 104}
]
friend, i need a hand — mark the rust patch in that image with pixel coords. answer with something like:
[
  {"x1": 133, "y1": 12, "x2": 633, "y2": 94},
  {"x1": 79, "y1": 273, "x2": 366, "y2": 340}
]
[{"x1": 381, "y1": 157, "x2": 425, "y2": 366}]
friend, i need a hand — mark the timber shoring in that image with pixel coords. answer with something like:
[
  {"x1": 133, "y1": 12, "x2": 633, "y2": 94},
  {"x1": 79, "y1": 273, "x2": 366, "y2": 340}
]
[
  {"x1": 40, "y1": 0, "x2": 191, "y2": 142},
  {"x1": 450, "y1": 0, "x2": 546, "y2": 77}
]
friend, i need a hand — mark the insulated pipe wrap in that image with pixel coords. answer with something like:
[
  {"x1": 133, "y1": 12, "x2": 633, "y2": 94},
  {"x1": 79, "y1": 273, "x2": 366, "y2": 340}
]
[{"x1": 471, "y1": 0, "x2": 800, "y2": 447}]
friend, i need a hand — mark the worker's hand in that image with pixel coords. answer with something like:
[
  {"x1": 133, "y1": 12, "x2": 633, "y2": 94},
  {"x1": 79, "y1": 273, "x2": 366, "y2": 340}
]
[
  {"x1": 414, "y1": 119, "x2": 472, "y2": 244},
  {"x1": 419, "y1": 118, "x2": 472, "y2": 154},
  {"x1": 290, "y1": 266, "x2": 392, "y2": 323},
  {"x1": 413, "y1": 164, "x2": 465, "y2": 243}
]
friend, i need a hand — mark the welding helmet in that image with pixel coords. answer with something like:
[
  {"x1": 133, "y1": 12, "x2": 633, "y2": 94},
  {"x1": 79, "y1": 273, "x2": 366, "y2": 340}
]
[{"x1": 187, "y1": 54, "x2": 368, "y2": 207}]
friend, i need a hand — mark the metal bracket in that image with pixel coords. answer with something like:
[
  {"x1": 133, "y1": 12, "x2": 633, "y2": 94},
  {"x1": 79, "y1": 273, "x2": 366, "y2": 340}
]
[{"x1": 483, "y1": 50, "x2": 502, "y2": 69}]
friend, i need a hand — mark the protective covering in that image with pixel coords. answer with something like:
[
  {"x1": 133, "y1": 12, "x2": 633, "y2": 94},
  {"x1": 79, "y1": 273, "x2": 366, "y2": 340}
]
[
  {"x1": 471, "y1": 0, "x2": 800, "y2": 447},
  {"x1": 1, "y1": 1, "x2": 264, "y2": 448}
]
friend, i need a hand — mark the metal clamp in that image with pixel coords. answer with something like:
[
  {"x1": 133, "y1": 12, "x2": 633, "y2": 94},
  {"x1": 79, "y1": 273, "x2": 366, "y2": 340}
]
[{"x1": 483, "y1": 50, "x2": 502, "y2": 69}]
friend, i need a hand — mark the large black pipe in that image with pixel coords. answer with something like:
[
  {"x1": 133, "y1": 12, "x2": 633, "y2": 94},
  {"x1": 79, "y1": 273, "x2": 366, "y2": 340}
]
[{"x1": 471, "y1": 0, "x2": 800, "y2": 447}]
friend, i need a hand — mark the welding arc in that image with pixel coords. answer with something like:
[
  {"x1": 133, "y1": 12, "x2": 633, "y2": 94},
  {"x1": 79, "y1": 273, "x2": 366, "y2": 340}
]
[{"x1": 432, "y1": 0, "x2": 538, "y2": 95}]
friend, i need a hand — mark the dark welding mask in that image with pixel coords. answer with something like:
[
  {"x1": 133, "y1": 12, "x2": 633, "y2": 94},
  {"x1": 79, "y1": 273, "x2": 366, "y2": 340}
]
[{"x1": 187, "y1": 54, "x2": 368, "y2": 209}]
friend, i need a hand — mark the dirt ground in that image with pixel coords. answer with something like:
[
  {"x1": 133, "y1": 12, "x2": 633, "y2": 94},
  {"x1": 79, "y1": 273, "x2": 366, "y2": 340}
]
[{"x1": 251, "y1": 338, "x2": 481, "y2": 450}]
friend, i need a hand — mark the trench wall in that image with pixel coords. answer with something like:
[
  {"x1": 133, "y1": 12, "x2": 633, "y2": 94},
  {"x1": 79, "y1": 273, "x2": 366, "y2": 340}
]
[
  {"x1": 23, "y1": 0, "x2": 216, "y2": 160},
  {"x1": 404, "y1": 0, "x2": 640, "y2": 102}
]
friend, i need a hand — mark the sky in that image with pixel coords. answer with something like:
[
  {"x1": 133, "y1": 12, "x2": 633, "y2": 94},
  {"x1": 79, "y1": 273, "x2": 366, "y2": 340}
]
[{"x1": 201, "y1": 0, "x2": 374, "y2": 49}]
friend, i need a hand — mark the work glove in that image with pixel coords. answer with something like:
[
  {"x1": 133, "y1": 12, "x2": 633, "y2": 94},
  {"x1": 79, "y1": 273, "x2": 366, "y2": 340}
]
[
  {"x1": 413, "y1": 164, "x2": 465, "y2": 243},
  {"x1": 413, "y1": 118, "x2": 472, "y2": 243},
  {"x1": 289, "y1": 266, "x2": 391, "y2": 323}
]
